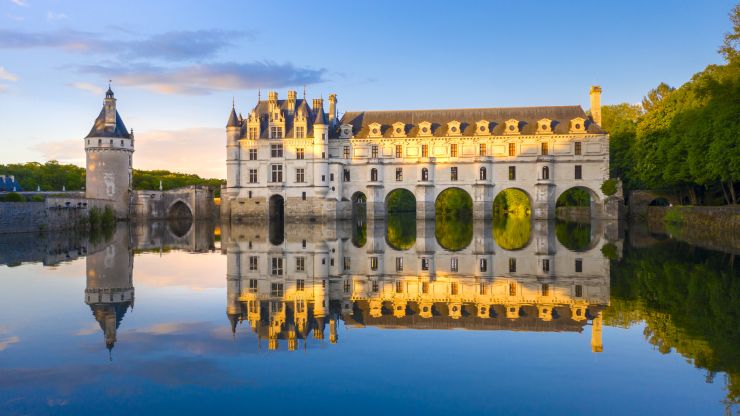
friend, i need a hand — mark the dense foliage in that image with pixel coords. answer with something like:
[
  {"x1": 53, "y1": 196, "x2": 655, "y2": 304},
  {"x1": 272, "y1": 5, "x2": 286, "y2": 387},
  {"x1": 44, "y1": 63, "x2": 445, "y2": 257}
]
[
  {"x1": 0, "y1": 161, "x2": 225, "y2": 196},
  {"x1": 555, "y1": 221, "x2": 592, "y2": 251},
  {"x1": 493, "y1": 189, "x2": 531, "y2": 216},
  {"x1": 386, "y1": 212, "x2": 416, "y2": 250},
  {"x1": 556, "y1": 188, "x2": 590, "y2": 207},
  {"x1": 604, "y1": 6, "x2": 740, "y2": 204},
  {"x1": 385, "y1": 189, "x2": 416, "y2": 213}
]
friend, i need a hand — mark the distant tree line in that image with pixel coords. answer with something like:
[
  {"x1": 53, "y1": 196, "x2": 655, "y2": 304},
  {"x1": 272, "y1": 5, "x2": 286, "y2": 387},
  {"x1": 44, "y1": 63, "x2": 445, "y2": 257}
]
[
  {"x1": 603, "y1": 6, "x2": 739, "y2": 205},
  {"x1": 0, "y1": 161, "x2": 225, "y2": 197}
]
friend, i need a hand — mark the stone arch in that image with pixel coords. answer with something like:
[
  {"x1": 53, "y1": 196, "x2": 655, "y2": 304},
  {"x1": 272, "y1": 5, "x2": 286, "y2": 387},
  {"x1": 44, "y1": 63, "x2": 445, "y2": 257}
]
[
  {"x1": 556, "y1": 186, "x2": 600, "y2": 218},
  {"x1": 492, "y1": 188, "x2": 532, "y2": 251},
  {"x1": 434, "y1": 187, "x2": 473, "y2": 251},
  {"x1": 649, "y1": 197, "x2": 670, "y2": 206},
  {"x1": 168, "y1": 199, "x2": 193, "y2": 220},
  {"x1": 493, "y1": 187, "x2": 532, "y2": 216},
  {"x1": 384, "y1": 188, "x2": 416, "y2": 214}
]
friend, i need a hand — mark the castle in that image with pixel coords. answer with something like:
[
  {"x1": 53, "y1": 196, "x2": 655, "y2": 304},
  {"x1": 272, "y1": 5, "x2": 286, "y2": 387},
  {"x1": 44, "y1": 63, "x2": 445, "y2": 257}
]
[{"x1": 221, "y1": 87, "x2": 620, "y2": 222}]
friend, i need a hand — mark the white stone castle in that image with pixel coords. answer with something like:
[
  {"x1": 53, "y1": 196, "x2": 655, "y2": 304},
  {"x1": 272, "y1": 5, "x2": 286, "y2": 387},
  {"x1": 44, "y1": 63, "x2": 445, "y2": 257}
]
[{"x1": 221, "y1": 87, "x2": 616, "y2": 221}]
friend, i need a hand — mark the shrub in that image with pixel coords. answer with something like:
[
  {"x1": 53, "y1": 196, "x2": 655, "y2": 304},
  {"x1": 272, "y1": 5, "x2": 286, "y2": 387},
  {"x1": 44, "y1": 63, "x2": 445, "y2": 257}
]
[
  {"x1": 601, "y1": 179, "x2": 618, "y2": 196},
  {"x1": 601, "y1": 243, "x2": 618, "y2": 260},
  {"x1": 1, "y1": 192, "x2": 25, "y2": 202}
]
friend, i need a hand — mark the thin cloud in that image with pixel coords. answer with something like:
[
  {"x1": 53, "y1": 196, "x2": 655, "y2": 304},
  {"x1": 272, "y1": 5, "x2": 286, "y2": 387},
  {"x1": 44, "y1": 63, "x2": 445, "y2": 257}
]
[
  {"x1": 0, "y1": 335, "x2": 20, "y2": 352},
  {"x1": 68, "y1": 82, "x2": 104, "y2": 95},
  {"x1": 46, "y1": 11, "x2": 67, "y2": 21},
  {"x1": 10, "y1": 0, "x2": 28, "y2": 7},
  {"x1": 0, "y1": 66, "x2": 18, "y2": 81},
  {"x1": 76, "y1": 61, "x2": 326, "y2": 95},
  {"x1": 0, "y1": 28, "x2": 249, "y2": 61},
  {"x1": 0, "y1": 85, "x2": 8, "y2": 93},
  {"x1": 6, "y1": 14, "x2": 24, "y2": 21}
]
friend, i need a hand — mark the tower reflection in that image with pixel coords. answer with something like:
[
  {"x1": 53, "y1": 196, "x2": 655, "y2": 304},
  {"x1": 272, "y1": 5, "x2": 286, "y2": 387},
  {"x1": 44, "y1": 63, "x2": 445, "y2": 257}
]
[{"x1": 223, "y1": 219, "x2": 615, "y2": 352}]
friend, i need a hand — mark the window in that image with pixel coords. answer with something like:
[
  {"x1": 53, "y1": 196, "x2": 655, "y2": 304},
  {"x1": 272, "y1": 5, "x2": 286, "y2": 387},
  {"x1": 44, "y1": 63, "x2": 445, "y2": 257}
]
[
  {"x1": 270, "y1": 126, "x2": 283, "y2": 138},
  {"x1": 370, "y1": 257, "x2": 378, "y2": 271},
  {"x1": 450, "y1": 167, "x2": 458, "y2": 181},
  {"x1": 395, "y1": 168, "x2": 403, "y2": 181},
  {"x1": 421, "y1": 168, "x2": 429, "y2": 181},
  {"x1": 330, "y1": 258, "x2": 334, "y2": 266},
  {"x1": 421, "y1": 257, "x2": 429, "y2": 271},
  {"x1": 270, "y1": 282, "x2": 283, "y2": 297},
  {"x1": 370, "y1": 168, "x2": 378, "y2": 182},
  {"x1": 541, "y1": 284, "x2": 550, "y2": 296},
  {"x1": 542, "y1": 166, "x2": 549, "y2": 180},
  {"x1": 321, "y1": 175, "x2": 325, "y2": 182},
  {"x1": 509, "y1": 283, "x2": 517, "y2": 296},
  {"x1": 508, "y1": 142, "x2": 516, "y2": 156},
  {"x1": 296, "y1": 256, "x2": 305, "y2": 272},
  {"x1": 574, "y1": 141, "x2": 582, "y2": 155},
  {"x1": 344, "y1": 280, "x2": 351, "y2": 293},
  {"x1": 450, "y1": 283, "x2": 459, "y2": 295},
  {"x1": 330, "y1": 173, "x2": 334, "y2": 181},
  {"x1": 508, "y1": 166, "x2": 516, "y2": 180},
  {"x1": 343, "y1": 146, "x2": 350, "y2": 159},
  {"x1": 450, "y1": 143, "x2": 458, "y2": 157},
  {"x1": 296, "y1": 168, "x2": 305, "y2": 183},
  {"x1": 480, "y1": 284, "x2": 488, "y2": 295},
  {"x1": 479, "y1": 143, "x2": 486, "y2": 156},
  {"x1": 297, "y1": 279, "x2": 305, "y2": 291},
  {"x1": 296, "y1": 126, "x2": 305, "y2": 138},
  {"x1": 343, "y1": 169, "x2": 350, "y2": 182},
  {"x1": 249, "y1": 256, "x2": 258, "y2": 271},
  {"x1": 421, "y1": 144, "x2": 428, "y2": 158},
  {"x1": 542, "y1": 259, "x2": 550, "y2": 273},
  {"x1": 371, "y1": 145, "x2": 378, "y2": 158},
  {"x1": 575, "y1": 259, "x2": 583, "y2": 273},
  {"x1": 450, "y1": 257, "x2": 458, "y2": 272},
  {"x1": 302, "y1": 192, "x2": 306, "y2": 200},
  {"x1": 343, "y1": 257, "x2": 351, "y2": 271},
  {"x1": 248, "y1": 279, "x2": 258, "y2": 292},
  {"x1": 322, "y1": 152, "x2": 325, "y2": 159},
  {"x1": 372, "y1": 281, "x2": 379, "y2": 292},
  {"x1": 575, "y1": 165, "x2": 582, "y2": 180},
  {"x1": 296, "y1": 148, "x2": 304, "y2": 159},
  {"x1": 395, "y1": 257, "x2": 403, "y2": 271},
  {"x1": 249, "y1": 148, "x2": 257, "y2": 160},
  {"x1": 271, "y1": 144, "x2": 283, "y2": 158},
  {"x1": 395, "y1": 281, "x2": 403, "y2": 293},
  {"x1": 575, "y1": 284, "x2": 583, "y2": 297},
  {"x1": 302, "y1": 240, "x2": 306, "y2": 248},
  {"x1": 249, "y1": 169, "x2": 258, "y2": 183},
  {"x1": 479, "y1": 167, "x2": 487, "y2": 180},
  {"x1": 248, "y1": 127, "x2": 258, "y2": 139},
  {"x1": 541, "y1": 142, "x2": 549, "y2": 155},
  {"x1": 509, "y1": 258, "x2": 516, "y2": 273},
  {"x1": 271, "y1": 164, "x2": 283, "y2": 182},
  {"x1": 271, "y1": 257, "x2": 283, "y2": 276},
  {"x1": 480, "y1": 258, "x2": 488, "y2": 272},
  {"x1": 395, "y1": 144, "x2": 403, "y2": 158}
]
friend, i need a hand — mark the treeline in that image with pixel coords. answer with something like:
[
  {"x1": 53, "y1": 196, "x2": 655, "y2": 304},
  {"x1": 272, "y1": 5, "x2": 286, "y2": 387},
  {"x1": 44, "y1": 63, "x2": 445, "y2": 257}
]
[
  {"x1": 603, "y1": 6, "x2": 739, "y2": 205},
  {"x1": 0, "y1": 161, "x2": 225, "y2": 196}
]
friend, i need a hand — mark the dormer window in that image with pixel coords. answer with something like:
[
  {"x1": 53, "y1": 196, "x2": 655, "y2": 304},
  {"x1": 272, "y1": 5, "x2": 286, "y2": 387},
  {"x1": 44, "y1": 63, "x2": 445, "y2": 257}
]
[
  {"x1": 475, "y1": 120, "x2": 490, "y2": 135},
  {"x1": 368, "y1": 122, "x2": 382, "y2": 138},
  {"x1": 537, "y1": 118, "x2": 553, "y2": 134},
  {"x1": 504, "y1": 119, "x2": 520, "y2": 135},
  {"x1": 570, "y1": 117, "x2": 586, "y2": 133},
  {"x1": 339, "y1": 124, "x2": 353, "y2": 139},
  {"x1": 418, "y1": 121, "x2": 432, "y2": 137},
  {"x1": 391, "y1": 122, "x2": 406, "y2": 138},
  {"x1": 447, "y1": 121, "x2": 462, "y2": 136}
]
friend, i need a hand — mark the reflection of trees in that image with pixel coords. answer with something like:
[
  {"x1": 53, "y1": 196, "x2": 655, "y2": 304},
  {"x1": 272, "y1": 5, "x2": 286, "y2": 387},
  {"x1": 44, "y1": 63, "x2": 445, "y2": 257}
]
[
  {"x1": 386, "y1": 212, "x2": 416, "y2": 250},
  {"x1": 386, "y1": 189, "x2": 416, "y2": 213},
  {"x1": 555, "y1": 221, "x2": 592, "y2": 251},
  {"x1": 605, "y1": 241, "x2": 740, "y2": 403},
  {"x1": 435, "y1": 215, "x2": 472, "y2": 251},
  {"x1": 493, "y1": 214, "x2": 531, "y2": 250},
  {"x1": 352, "y1": 216, "x2": 367, "y2": 248}
]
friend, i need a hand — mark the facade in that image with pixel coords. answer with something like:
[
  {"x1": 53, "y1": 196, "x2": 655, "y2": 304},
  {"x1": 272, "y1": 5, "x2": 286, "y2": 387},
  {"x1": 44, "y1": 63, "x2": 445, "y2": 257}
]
[{"x1": 222, "y1": 87, "x2": 614, "y2": 221}]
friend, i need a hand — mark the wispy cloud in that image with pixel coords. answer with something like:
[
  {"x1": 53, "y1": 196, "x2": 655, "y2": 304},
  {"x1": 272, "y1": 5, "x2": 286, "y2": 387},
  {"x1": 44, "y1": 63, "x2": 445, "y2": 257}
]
[
  {"x1": 46, "y1": 11, "x2": 67, "y2": 21},
  {"x1": 6, "y1": 14, "x2": 24, "y2": 21},
  {"x1": 0, "y1": 66, "x2": 18, "y2": 81},
  {"x1": 0, "y1": 335, "x2": 20, "y2": 352},
  {"x1": 76, "y1": 61, "x2": 326, "y2": 95},
  {"x1": 67, "y1": 81, "x2": 103, "y2": 95},
  {"x1": 0, "y1": 28, "x2": 250, "y2": 61},
  {"x1": 10, "y1": 0, "x2": 28, "y2": 7}
]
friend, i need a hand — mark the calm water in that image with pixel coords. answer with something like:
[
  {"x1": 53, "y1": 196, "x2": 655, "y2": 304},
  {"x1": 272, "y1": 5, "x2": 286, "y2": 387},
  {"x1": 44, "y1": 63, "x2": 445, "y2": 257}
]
[{"x1": 0, "y1": 218, "x2": 737, "y2": 415}]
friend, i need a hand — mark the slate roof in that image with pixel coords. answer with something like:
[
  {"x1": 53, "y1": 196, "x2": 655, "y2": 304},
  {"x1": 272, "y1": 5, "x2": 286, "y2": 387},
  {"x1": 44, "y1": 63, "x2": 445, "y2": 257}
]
[
  {"x1": 85, "y1": 107, "x2": 131, "y2": 139},
  {"x1": 337, "y1": 105, "x2": 605, "y2": 139},
  {"x1": 239, "y1": 99, "x2": 322, "y2": 139},
  {"x1": 0, "y1": 176, "x2": 23, "y2": 192}
]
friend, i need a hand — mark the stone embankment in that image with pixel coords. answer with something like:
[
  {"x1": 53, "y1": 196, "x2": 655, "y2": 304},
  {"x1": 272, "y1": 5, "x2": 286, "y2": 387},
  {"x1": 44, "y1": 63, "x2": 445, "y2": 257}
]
[
  {"x1": 646, "y1": 205, "x2": 740, "y2": 254},
  {"x1": 0, "y1": 197, "x2": 110, "y2": 234}
]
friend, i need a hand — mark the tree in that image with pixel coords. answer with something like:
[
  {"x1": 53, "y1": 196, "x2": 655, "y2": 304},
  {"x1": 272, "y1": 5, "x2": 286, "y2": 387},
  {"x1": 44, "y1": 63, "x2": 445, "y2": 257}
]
[
  {"x1": 641, "y1": 82, "x2": 676, "y2": 113},
  {"x1": 719, "y1": 5, "x2": 740, "y2": 62}
]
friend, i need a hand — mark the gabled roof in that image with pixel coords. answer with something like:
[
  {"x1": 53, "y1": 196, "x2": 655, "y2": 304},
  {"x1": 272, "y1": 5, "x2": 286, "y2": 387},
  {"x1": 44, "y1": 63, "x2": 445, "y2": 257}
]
[
  {"x1": 85, "y1": 107, "x2": 131, "y2": 139},
  {"x1": 337, "y1": 105, "x2": 605, "y2": 139}
]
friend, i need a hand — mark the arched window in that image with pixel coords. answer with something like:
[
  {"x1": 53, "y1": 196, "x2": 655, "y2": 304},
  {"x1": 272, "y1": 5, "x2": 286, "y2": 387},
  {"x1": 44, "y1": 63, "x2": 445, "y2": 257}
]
[
  {"x1": 479, "y1": 167, "x2": 487, "y2": 180},
  {"x1": 421, "y1": 168, "x2": 429, "y2": 181},
  {"x1": 370, "y1": 168, "x2": 378, "y2": 182},
  {"x1": 542, "y1": 166, "x2": 549, "y2": 180}
]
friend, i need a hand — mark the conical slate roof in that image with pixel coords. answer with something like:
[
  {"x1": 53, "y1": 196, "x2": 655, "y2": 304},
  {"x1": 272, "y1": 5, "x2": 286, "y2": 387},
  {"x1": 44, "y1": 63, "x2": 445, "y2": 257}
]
[{"x1": 85, "y1": 107, "x2": 131, "y2": 139}]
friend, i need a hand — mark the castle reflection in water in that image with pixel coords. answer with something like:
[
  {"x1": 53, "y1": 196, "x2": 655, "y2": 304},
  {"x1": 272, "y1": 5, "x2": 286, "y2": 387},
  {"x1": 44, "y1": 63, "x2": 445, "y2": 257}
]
[{"x1": 9, "y1": 216, "x2": 617, "y2": 355}]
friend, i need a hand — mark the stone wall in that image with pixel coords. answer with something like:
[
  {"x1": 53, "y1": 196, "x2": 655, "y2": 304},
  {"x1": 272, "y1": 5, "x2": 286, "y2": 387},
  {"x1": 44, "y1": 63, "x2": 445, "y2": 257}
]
[
  {"x1": 131, "y1": 186, "x2": 216, "y2": 220},
  {"x1": 647, "y1": 205, "x2": 740, "y2": 254},
  {"x1": 0, "y1": 197, "x2": 110, "y2": 234}
]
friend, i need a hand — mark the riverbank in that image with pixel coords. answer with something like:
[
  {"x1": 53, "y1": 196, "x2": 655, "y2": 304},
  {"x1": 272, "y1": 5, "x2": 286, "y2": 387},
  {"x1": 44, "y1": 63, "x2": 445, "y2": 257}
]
[{"x1": 646, "y1": 205, "x2": 740, "y2": 254}]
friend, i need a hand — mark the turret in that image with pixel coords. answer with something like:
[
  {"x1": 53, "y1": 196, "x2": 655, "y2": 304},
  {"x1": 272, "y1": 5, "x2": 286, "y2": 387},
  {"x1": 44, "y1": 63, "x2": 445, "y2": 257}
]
[
  {"x1": 590, "y1": 86, "x2": 602, "y2": 126},
  {"x1": 225, "y1": 102, "x2": 241, "y2": 200},
  {"x1": 104, "y1": 85, "x2": 116, "y2": 127}
]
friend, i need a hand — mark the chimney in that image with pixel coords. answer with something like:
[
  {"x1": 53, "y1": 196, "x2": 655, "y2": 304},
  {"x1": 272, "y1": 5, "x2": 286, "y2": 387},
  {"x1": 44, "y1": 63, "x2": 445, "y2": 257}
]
[
  {"x1": 287, "y1": 90, "x2": 297, "y2": 113},
  {"x1": 590, "y1": 86, "x2": 602, "y2": 125},
  {"x1": 328, "y1": 94, "x2": 337, "y2": 125},
  {"x1": 268, "y1": 91, "x2": 278, "y2": 112},
  {"x1": 312, "y1": 98, "x2": 324, "y2": 112}
]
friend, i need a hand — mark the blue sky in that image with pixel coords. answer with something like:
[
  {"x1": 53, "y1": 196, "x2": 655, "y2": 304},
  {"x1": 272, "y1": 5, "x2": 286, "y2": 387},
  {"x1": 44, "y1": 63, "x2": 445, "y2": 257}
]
[{"x1": 0, "y1": 0, "x2": 735, "y2": 178}]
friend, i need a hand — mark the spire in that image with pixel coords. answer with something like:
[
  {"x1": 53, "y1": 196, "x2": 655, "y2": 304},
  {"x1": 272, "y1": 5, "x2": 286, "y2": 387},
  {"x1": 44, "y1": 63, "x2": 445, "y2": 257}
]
[
  {"x1": 106, "y1": 80, "x2": 114, "y2": 98},
  {"x1": 226, "y1": 105, "x2": 239, "y2": 128}
]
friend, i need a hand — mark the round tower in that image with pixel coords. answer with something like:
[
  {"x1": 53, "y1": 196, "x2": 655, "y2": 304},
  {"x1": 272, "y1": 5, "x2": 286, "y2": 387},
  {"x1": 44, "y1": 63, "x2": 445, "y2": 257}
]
[{"x1": 84, "y1": 86, "x2": 134, "y2": 218}]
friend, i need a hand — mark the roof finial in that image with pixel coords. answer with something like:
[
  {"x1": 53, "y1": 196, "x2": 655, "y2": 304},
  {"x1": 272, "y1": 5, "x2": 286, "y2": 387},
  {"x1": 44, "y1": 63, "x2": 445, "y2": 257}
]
[
  {"x1": 303, "y1": 85, "x2": 306, "y2": 100},
  {"x1": 258, "y1": 89, "x2": 261, "y2": 101},
  {"x1": 232, "y1": 96, "x2": 235, "y2": 109}
]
